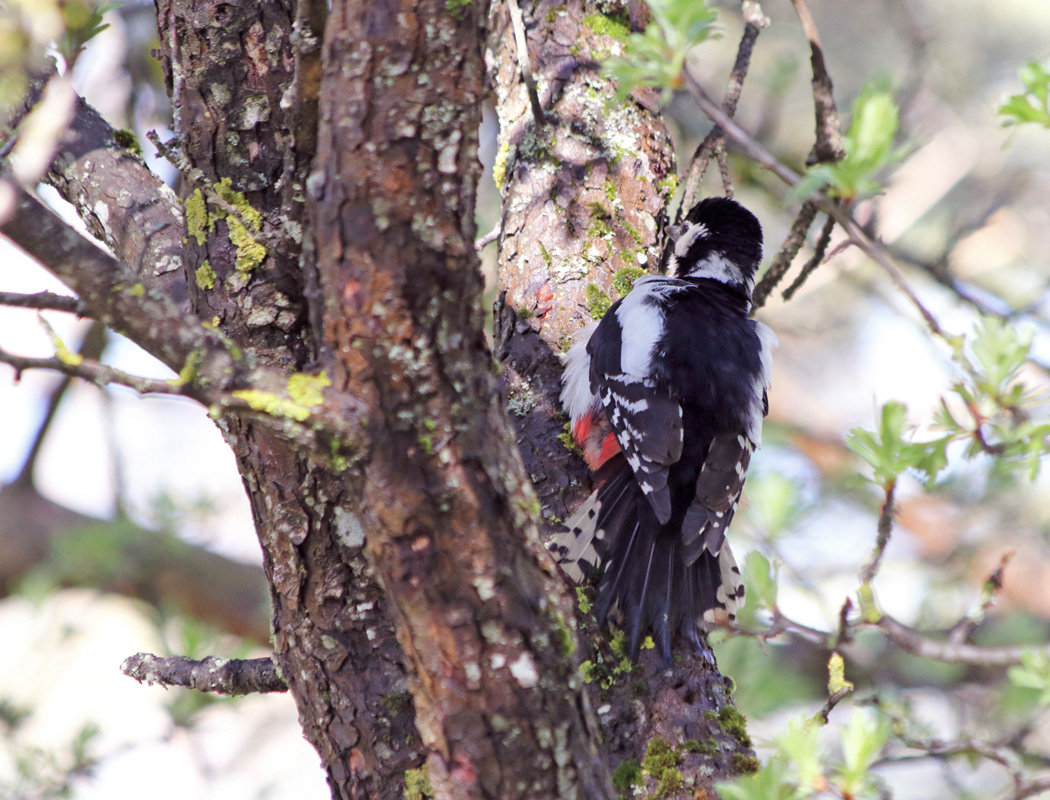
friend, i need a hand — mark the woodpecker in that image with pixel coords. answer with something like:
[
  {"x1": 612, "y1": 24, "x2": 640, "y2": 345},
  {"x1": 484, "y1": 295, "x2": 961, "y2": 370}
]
[{"x1": 551, "y1": 196, "x2": 777, "y2": 663}]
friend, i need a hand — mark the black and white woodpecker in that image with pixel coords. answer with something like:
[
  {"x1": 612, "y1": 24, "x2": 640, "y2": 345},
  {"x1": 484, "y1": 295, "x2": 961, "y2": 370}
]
[{"x1": 550, "y1": 197, "x2": 777, "y2": 663}]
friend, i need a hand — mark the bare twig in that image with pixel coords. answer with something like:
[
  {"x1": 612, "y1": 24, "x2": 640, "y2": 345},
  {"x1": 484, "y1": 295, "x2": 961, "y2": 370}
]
[
  {"x1": 679, "y1": 2, "x2": 769, "y2": 215},
  {"x1": 948, "y1": 551, "x2": 1012, "y2": 645},
  {"x1": 0, "y1": 291, "x2": 83, "y2": 314},
  {"x1": 860, "y1": 483, "x2": 897, "y2": 586},
  {"x1": 813, "y1": 685, "x2": 854, "y2": 726},
  {"x1": 0, "y1": 347, "x2": 188, "y2": 397},
  {"x1": 121, "y1": 653, "x2": 287, "y2": 695},
  {"x1": 789, "y1": 0, "x2": 844, "y2": 164},
  {"x1": 681, "y1": 67, "x2": 801, "y2": 188},
  {"x1": 752, "y1": 200, "x2": 820, "y2": 310},
  {"x1": 506, "y1": 0, "x2": 545, "y2": 128},
  {"x1": 873, "y1": 614, "x2": 1038, "y2": 668},
  {"x1": 782, "y1": 213, "x2": 837, "y2": 300},
  {"x1": 682, "y1": 66, "x2": 951, "y2": 339},
  {"x1": 475, "y1": 223, "x2": 501, "y2": 251}
]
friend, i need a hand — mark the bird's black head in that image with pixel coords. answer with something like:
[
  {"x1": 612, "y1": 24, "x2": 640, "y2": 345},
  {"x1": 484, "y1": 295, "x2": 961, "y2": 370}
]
[{"x1": 665, "y1": 197, "x2": 763, "y2": 295}]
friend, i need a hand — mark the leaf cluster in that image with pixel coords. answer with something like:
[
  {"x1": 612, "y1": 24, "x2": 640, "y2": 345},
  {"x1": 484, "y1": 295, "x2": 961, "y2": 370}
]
[
  {"x1": 793, "y1": 84, "x2": 906, "y2": 201},
  {"x1": 846, "y1": 318, "x2": 1049, "y2": 489},
  {"x1": 998, "y1": 60, "x2": 1050, "y2": 129},
  {"x1": 717, "y1": 710, "x2": 890, "y2": 800},
  {"x1": 603, "y1": 0, "x2": 719, "y2": 103}
]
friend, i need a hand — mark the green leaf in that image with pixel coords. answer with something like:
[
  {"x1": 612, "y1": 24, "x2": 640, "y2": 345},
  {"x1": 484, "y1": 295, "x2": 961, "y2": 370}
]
[
  {"x1": 604, "y1": 0, "x2": 719, "y2": 102},
  {"x1": 1008, "y1": 650, "x2": 1050, "y2": 706},
  {"x1": 741, "y1": 550, "x2": 777, "y2": 614},
  {"x1": 743, "y1": 473, "x2": 806, "y2": 539},
  {"x1": 717, "y1": 756, "x2": 804, "y2": 800},
  {"x1": 846, "y1": 401, "x2": 952, "y2": 487},
  {"x1": 793, "y1": 82, "x2": 906, "y2": 201},
  {"x1": 834, "y1": 709, "x2": 890, "y2": 798},
  {"x1": 998, "y1": 60, "x2": 1050, "y2": 128},
  {"x1": 778, "y1": 717, "x2": 825, "y2": 792}
]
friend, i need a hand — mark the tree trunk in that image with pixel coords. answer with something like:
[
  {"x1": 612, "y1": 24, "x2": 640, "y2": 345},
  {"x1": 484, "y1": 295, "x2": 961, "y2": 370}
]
[{"x1": 6, "y1": 0, "x2": 758, "y2": 796}]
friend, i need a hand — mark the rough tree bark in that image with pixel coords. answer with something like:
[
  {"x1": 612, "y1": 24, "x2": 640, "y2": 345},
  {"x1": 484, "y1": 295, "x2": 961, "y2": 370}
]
[{"x1": 2, "y1": 0, "x2": 758, "y2": 797}]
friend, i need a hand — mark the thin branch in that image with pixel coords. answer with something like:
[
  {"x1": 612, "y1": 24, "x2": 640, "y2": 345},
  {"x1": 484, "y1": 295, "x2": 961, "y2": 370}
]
[
  {"x1": 121, "y1": 653, "x2": 287, "y2": 695},
  {"x1": 1006, "y1": 776, "x2": 1050, "y2": 800},
  {"x1": 812, "y1": 684, "x2": 853, "y2": 726},
  {"x1": 506, "y1": 0, "x2": 545, "y2": 128},
  {"x1": 948, "y1": 551, "x2": 1012, "y2": 646},
  {"x1": 475, "y1": 222, "x2": 501, "y2": 251},
  {"x1": 0, "y1": 347, "x2": 188, "y2": 397},
  {"x1": 872, "y1": 614, "x2": 1038, "y2": 668},
  {"x1": 859, "y1": 483, "x2": 897, "y2": 586},
  {"x1": 0, "y1": 291, "x2": 83, "y2": 313},
  {"x1": 782, "y1": 213, "x2": 836, "y2": 300},
  {"x1": 752, "y1": 200, "x2": 820, "y2": 310},
  {"x1": 9, "y1": 81, "x2": 190, "y2": 307},
  {"x1": 679, "y1": 1, "x2": 769, "y2": 215},
  {"x1": 0, "y1": 177, "x2": 238, "y2": 386},
  {"x1": 789, "y1": 0, "x2": 844, "y2": 164}
]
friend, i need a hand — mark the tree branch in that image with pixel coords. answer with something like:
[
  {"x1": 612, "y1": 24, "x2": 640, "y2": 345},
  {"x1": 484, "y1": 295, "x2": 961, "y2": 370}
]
[
  {"x1": 782, "y1": 213, "x2": 836, "y2": 300},
  {"x1": 12, "y1": 321, "x2": 106, "y2": 487},
  {"x1": 25, "y1": 87, "x2": 190, "y2": 308},
  {"x1": 0, "y1": 290, "x2": 83, "y2": 313},
  {"x1": 789, "y1": 0, "x2": 845, "y2": 164},
  {"x1": 0, "y1": 348, "x2": 188, "y2": 396},
  {"x1": 121, "y1": 653, "x2": 287, "y2": 695},
  {"x1": 679, "y1": 1, "x2": 769, "y2": 214},
  {"x1": 752, "y1": 200, "x2": 820, "y2": 310}
]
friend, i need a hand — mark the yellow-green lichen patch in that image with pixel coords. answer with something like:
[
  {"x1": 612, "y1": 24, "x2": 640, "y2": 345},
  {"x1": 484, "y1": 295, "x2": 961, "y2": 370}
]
[
  {"x1": 657, "y1": 175, "x2": 678, "y2": 200},
  {"x1": 613, "y1": 265, "x2": 647, "y2": 296},
  {"x1": 191, "y1": 177, "x2": 267, "y2": 273},
  {"x1": 168, "y1": 349, "x2": 204, "y2": 389},
  {"x1": 233, "y1": 371, "x2": 328, "y2": 422},
  {"x1": 232, "y1": 389, "x2": 312, "y2": 422},
  {"x1": 557, "y1": 421, "x2": 583, "y2": 456},
  {"x1": 287, "y1": 370, "x2": 331, "y2": 409},
  {"x1": 582, "y1": 11, "x2": 630, "y2": 43},
  {"x1": 185, "y1": 189, "x2": 208, "y2": 246},
  {"x1": 227, "y1": 215, "x2": 266, "y2": 273},
  {"x1": 493, "y1": 138, "x2": 510, "y2": 190},
  {"x1": 195, "y1": 260, "x2": 216, "y2": 290},
  {"x1": 586, "y1": 283, "x2": 612, "y2": 319},
  {"x1": 403, "y1": 767, "x2": 434, "y2": 800},
  {"x1": 213, "y1": 177, "x2": 263, "y2": 232}
]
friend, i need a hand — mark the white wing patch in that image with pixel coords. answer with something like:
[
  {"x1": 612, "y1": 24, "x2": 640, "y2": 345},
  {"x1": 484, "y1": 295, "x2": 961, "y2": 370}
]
[
  {"x1": 560, "y1": 321, "x2": 598, "y2": 424},
  {"x1": 746, "y1": 320, "x2": 778, "y2": 444},
  {"x1": 614, "y1": 278, "x2": 665, "y2": 377}
]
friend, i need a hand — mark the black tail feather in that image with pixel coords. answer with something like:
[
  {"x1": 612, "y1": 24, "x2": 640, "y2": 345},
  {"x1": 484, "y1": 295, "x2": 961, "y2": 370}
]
[{"x1": 554, "y1": 455, "x2": 743, "y2": 664}]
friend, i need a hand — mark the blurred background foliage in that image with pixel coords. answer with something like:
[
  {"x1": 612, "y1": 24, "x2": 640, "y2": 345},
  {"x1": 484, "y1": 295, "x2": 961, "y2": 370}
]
[{"x1": 1, "y1": 0, "x2": 1050, "y2": 798}]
